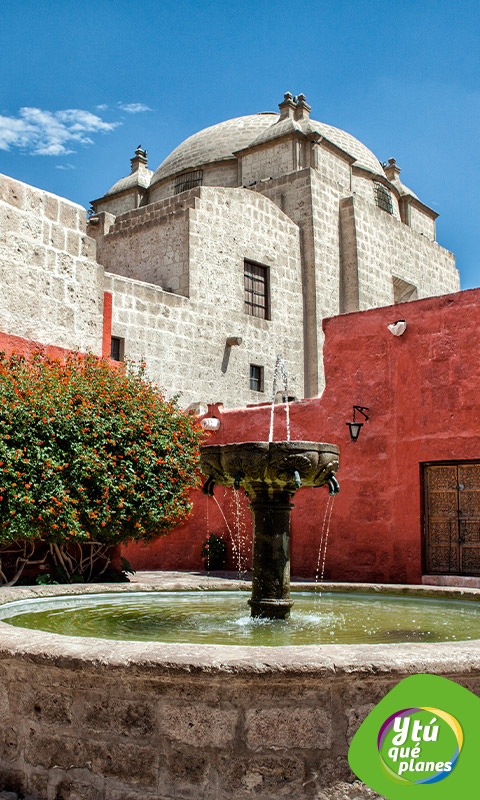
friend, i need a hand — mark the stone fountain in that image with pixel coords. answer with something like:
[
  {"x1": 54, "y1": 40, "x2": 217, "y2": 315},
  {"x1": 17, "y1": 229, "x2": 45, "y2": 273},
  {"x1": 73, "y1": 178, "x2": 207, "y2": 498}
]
[{"x1": 200, "y1": 440, "x2": 340, "y2": 619}]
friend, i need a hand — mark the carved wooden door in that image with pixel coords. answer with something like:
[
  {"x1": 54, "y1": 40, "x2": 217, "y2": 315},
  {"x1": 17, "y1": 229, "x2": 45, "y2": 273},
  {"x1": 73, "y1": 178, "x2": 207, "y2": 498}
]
[{"x1": 424, "y1": 463, "x2": 480, "y2": 575}]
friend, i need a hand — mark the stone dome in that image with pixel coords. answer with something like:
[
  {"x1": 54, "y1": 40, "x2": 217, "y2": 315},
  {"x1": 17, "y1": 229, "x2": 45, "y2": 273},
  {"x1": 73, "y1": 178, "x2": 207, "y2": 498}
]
[
  {"x1": 150, "y1": 111, "x2": 384, "y2": 187},
  {"x1": 105, "y1": 168, "x2": 153, "y2": 196}
]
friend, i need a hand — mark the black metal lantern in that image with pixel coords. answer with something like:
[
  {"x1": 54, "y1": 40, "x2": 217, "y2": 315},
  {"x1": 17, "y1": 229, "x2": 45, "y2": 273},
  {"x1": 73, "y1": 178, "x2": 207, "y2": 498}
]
[{"x1": 346, "y1": 406, "x2": 369, "y2": 441}]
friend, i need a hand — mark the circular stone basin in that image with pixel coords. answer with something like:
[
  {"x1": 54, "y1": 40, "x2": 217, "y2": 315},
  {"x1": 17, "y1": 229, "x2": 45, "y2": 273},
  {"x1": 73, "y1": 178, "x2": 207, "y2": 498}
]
[
  {"x1": 1, "y1": 589, "x2": 480, "y2": 646},
  {"x1": 2, "y1": 580, "x2": 480, "y2": 800}
]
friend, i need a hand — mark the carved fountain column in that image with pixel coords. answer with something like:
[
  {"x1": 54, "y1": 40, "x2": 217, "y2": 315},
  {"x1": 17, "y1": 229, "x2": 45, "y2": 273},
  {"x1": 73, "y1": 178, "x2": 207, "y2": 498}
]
[{"x1": 200, "y1": 441, "x2": 339, "y2": 620}]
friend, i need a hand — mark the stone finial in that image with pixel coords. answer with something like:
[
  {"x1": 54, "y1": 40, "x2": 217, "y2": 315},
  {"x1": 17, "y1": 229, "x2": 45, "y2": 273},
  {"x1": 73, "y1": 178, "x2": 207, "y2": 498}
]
[
  {"x1": 294, "y1": 93, "x2": 311, "y2": 121},
  {"x1": 384, "y1": 157, "x2": 401, "y2": 182},
  {"x1": 130, "y1": 145, "x2": 148, "y2": 173},
  {"x1": 278, "y1": 92, "x2": 296, "y2": 121}
]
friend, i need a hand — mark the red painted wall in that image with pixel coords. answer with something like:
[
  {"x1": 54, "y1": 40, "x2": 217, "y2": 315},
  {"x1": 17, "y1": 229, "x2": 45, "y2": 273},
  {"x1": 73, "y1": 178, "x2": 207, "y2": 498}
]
[{"x1": 124, "y1": 288, "x2": 480, "y2": 584}]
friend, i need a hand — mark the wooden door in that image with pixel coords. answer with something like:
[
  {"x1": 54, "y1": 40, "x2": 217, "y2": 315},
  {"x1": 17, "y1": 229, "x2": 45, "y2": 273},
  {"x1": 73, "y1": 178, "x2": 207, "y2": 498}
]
[{"x1": 425, "y1": 463, "x2": 480, "y2": 576}]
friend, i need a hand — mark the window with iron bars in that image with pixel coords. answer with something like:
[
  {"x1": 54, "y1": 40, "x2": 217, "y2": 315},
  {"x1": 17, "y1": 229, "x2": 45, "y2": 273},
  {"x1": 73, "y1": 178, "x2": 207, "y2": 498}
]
[
  {"x1": 244, "y1": 261, "x2": 269, "y2": 319},
  {"x1": 174, "y1": 170, "x2": 203, "y2": 195},
  {"x1": 374, "y1": 182, "x2": 393, "y2": 214}
]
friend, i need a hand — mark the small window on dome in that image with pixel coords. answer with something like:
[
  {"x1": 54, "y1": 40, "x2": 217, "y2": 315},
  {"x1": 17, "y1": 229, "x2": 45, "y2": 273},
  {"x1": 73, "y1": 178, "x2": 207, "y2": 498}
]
[
  {"x1": 374, "y1": 182, "x2": 393, "y2": 214},
  {"x1": 175, "y1": 170, "x2": 203, "y2": 194}
]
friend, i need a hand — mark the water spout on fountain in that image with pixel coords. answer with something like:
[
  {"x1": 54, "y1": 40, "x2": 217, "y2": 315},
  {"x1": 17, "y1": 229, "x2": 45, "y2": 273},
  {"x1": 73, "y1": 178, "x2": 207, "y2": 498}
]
[{"x1": 315, "y1": 494, "x2": 336, "y2": 594}]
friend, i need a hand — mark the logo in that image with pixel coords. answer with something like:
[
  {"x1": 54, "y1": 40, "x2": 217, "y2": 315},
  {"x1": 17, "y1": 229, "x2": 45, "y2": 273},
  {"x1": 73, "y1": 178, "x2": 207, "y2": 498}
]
[
  {"x1": 378, "y1": 707, "x2": 462, "y2": 784},
  {"x1": 348, "y1": 674, "x2": 479, "y2": 799}
]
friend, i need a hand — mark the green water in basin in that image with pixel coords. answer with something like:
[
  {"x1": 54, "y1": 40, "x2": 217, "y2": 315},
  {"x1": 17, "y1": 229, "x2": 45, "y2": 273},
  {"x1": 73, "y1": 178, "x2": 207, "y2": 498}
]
[{"x1": 1, "y1": 591, "x2": 479, "y2": 646}]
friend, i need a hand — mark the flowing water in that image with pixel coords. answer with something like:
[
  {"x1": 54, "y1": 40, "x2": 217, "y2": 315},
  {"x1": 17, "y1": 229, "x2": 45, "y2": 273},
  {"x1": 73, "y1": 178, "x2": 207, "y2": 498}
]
[
  {"x1": 1, "y1": 590, "x2": 480, "y2": 646},
  {"x1": 268, "y1": 354, "x2": 290, "y2": 442}
]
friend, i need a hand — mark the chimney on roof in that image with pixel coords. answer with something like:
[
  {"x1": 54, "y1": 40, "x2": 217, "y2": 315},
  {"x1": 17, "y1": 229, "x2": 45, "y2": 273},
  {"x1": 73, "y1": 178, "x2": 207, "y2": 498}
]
[
  {"x1": 384, "y1": 157, "x2": 401, "y2": 182},
  {"x1": 130, "y1": 145, "x2": 148, "y2": 174},
  {"x1": 294, "y1": 93, "x2": 311, "y2": 121},
  {"x1": 278, "y1": 92, "x2": 296, "y2": 121}
]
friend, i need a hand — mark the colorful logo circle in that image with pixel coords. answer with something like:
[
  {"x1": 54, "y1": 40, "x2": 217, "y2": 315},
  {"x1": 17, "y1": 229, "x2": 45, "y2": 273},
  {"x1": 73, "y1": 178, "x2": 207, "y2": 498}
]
[{"x1": 378, "y1": 707, "x2": 463, "y2": 784}]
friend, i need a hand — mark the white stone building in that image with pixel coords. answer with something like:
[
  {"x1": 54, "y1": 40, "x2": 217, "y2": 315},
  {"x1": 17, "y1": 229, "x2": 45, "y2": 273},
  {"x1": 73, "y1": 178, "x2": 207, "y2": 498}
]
[{"x1": 0, "y1": 94, "x2": 459, "y2": 408}]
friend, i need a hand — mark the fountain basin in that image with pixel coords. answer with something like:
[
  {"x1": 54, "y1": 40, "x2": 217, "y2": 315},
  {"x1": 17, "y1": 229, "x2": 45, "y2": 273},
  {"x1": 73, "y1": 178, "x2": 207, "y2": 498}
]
[{"x1": 0, "y1": 577, "x2": 479, "y2": 800}]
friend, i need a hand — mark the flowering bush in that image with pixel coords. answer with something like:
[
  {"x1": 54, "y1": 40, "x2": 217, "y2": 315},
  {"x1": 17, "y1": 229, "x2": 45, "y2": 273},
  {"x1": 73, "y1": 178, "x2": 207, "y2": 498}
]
[
  {"x1": 0, "y1": 351, "x2": 202, "y2": 584},
  {"x1": 201, "y1": 533, "x2": 227, "y2": 570}
]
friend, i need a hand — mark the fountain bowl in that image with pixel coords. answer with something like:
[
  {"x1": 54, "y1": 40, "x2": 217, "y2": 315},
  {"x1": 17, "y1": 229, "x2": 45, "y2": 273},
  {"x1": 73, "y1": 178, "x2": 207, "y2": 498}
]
[
  {"x1": 1, "y1": 576, "x2": 480, "y2": 800},
  {"x1": 199, "y1": 440, "x2": 340, "y2": 493}
]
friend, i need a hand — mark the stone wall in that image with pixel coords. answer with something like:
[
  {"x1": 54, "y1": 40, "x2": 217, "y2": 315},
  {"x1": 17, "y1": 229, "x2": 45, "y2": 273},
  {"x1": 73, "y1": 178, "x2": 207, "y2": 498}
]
[
  {"x1": 0, "y1": 174, "x2": 104, "y2": 354},
  {"x1": 408, "y1": 204, "x2": 436, "y2": 239},
  {"x1": 0, "y1": 582, "x2": 479, "y2": 799},
  {"x1": 94, "y1": 191, "x2": 199, "y2": 295},
  {"x1": 149, "y1": 162, "x2": 239, "y2": 204},
  {"x1": 239, "y1": 140, "x2": 296, "y2": 186},
  {"x1": 350, "y1": 195, "x2": 459, "y2": 309},
  {"x1": 105, "y1": 186, "x2": 304, "y2": 409}
]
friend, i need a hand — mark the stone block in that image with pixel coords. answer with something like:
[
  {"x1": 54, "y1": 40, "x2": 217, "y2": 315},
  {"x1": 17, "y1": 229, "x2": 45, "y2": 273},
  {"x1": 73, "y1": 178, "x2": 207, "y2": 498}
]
[
  {"x1": 44, "y1": 195, "x2": 59, "y2": 222},
  {"x1": 53, "y1": 780, "x2": 101, "y2": 800},
  {"x1": 245, "y1": 706, "x2": 331, "y2": 750},
  {"x1": 81, "y1": 235, "x2": 96, "y2": 259},
  {"x1": 25, "y1": 730, "x2": 89, "y2": 770},
  {"x1": 23, "y1": 187, "x2": 43, "y2": 216},
  {"x1": 91, "y1": 741, "x2": 158, "y2": 786},
  {"x1": 218, "y1": 753, "x2": 305, "y2": 798},
  {"x1": 59, "y1": 202, "x2": 79, "y2": 231},
  {"x1": 66, "y1": 231, "x2": 80, "y2": 257},
  {"x1": 56, "y1": 252, "x2": 75, "y2": 279},
  {"x1": 47, "y1": 223, "x2": 66, "y2": 251},
  {"x1": 0, "y1": 176, "x2": 25, "y2": 209},
  {"x1": 158, "y1": 703, "x2": 237, "y2": 747},
  {"x1": 81, "y1": 698, "x2": 156, "y2": 737},
  {"x1": 23, "y1": 687, "x2": 73, "y2": 726},
  {"x1": 164, "y1": 743, "x2": 209, "y2": 785}
]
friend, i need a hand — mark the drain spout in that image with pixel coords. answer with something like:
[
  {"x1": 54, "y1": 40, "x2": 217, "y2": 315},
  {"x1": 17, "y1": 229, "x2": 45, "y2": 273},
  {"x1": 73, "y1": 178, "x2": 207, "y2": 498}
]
[
  {"x1": 293, "y1": 470, "x2": 302, "y2": 489},
  {"x1": 234, "y1": 471, "x2": 245, "y2": 490},
  {"x1": 202, "y1": 475, "x2": 216, "y2": 496},
  {"x1": 327, "y1": 476, "x2": 340, "y2": 496}
]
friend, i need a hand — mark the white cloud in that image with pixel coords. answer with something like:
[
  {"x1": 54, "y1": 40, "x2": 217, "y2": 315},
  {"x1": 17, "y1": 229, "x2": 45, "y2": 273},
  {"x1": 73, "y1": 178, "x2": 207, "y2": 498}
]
[
  {"x1": 118, "y1": 102, "x2": 152, "y2": 114},
  {"x1": 0, "y1": 107, "x2": 120, "y2": 156},
  {"x1": 55, "y1": 163, "x2": 76, "y2": 170},
  {"x1": 96, "y1": 104, "x2": 108, "y2": 111}
]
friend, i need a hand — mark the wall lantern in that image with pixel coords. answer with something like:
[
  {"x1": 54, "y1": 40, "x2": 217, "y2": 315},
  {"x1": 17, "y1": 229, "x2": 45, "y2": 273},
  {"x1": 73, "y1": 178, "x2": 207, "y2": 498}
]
[{"x1": 346, "y1": 406, "x2": 369, "y2": 442}]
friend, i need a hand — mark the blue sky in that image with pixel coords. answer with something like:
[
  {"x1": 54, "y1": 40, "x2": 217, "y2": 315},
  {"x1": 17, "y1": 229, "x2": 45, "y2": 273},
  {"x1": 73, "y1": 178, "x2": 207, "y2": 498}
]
[{"x1": 1, "y1": 0, "x2": 479, "y2": 287}]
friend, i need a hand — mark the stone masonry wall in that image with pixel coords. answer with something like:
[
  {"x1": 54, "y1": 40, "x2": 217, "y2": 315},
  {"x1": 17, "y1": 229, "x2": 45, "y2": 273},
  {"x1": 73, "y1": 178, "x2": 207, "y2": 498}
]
[
  {"x1": 350, "y1": 195, "x2": 459, "y2": 308},
  {"x1": 239, "y1": 140, "x2": 295, "y2": 186},
  {"x1": 408, "y1": 204, "x2": 436, "y2": 240},
  {"x1": 105, "y1": 186, "x2": 304, "y2": 408},
  {"x1": 0, "y1": 174, "x2": 104, "y2": 354},
  {"x1": 149, "y1": 162, "x2": 239, "y2": 204},
  {"x1": 95, "y1": 193, "x2": 194, "y2": 295}
]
